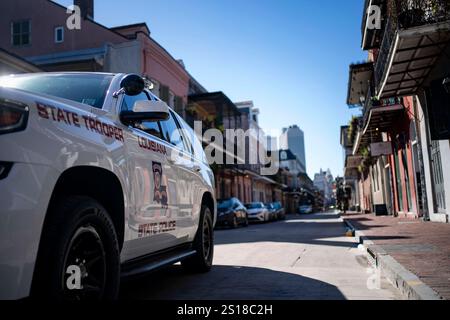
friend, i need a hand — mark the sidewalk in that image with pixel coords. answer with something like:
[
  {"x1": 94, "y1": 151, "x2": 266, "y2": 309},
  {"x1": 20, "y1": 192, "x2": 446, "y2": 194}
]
[{"x1": 342, "y1": 213, "x2": 450, "y2": 300}]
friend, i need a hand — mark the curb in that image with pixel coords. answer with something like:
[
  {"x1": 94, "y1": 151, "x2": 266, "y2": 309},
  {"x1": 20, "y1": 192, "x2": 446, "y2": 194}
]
[{"x1": 343, "y1": 218, "x2": 443, "y2": 300}]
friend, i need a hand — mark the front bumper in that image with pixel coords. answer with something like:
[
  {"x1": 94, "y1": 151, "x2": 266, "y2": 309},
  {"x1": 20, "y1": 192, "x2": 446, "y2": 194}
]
[
  {"x1": 216, "y1": 213, "x2": 234, "y2": 226},
  {"x1": 0, "y1": 162, "x2": 57, "y2": 299},
  {"x1": 248, "y1": 212, "x2": 265, "y2": 222}
]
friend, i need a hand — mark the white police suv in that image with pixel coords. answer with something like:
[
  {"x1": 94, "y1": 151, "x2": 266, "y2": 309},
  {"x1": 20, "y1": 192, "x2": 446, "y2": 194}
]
[{"x1": 0, "y1": 72, "x2": 216, "y2": 300}]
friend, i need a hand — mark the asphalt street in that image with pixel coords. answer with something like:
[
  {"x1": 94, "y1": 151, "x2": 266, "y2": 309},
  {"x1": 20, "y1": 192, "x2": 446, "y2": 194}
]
[{"x1": 120, "y1": 211, "x2": 402, "y2": 300}]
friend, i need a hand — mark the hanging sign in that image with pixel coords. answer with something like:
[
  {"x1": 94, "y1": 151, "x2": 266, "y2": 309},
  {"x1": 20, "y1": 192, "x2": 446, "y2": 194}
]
[{"x1": 370, "y1": 142, "x2": 393, "y2": 156}]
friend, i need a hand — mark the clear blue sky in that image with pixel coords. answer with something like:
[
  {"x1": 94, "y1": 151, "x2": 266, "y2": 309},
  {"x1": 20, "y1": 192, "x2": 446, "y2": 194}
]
[{"x1": 57, "y1": 0, "x2": 365, "y2": 178}]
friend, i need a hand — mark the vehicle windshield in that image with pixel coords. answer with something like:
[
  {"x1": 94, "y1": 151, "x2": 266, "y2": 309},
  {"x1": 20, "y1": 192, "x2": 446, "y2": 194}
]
[
  {"x1": 245, "y1": 203, "x2": 263, "y2": 209},
  {"x1": 0, "y1": 73, "x2": 113, "y2": 109},
  {"x1": 218, "y1": 199, "x2": 234, "y2": 210}
]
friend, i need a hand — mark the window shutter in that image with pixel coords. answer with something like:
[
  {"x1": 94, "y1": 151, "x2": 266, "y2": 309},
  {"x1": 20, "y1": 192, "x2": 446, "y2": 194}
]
[
  {"x1": 174, "y1": 96, "x2": 183, "y2": 114},
  {"x1": 159, "y1": 85, "x2": 170, "y2": 104}
]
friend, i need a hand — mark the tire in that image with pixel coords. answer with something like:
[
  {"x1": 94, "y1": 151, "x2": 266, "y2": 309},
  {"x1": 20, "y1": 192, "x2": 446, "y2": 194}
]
[
  {"x1": 231, "y1": 215, "x2": 238, "y2": 229},
  {"x1": 182, "y1": 205, "x2": 214, "y2": 273},
  {"x1": 32, "y1": 196, "x2": 120, "y2": 300},
  {"x1": 243, "y1": 215, "x2": 249, "y2": 227}
]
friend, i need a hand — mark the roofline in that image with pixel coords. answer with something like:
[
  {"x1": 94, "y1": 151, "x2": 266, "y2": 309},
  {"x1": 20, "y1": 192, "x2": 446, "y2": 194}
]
[
  {"x1": 2, "y1": 71, "x2": 122, "y2": 77},
  {"x1": 47, "y1": 0, "x2": 129, "y2": 41},
  {"x1": 114, "y1": 26, "x2": 190, "y2": 83},
  {"x1": 50, "y1": 2, "x2": 206, "y2": 97},
  {"x1": 188, "y1": 72, "x2": 208, "y2": 93},
  {"x1": 0, "y1": 48, "x2": 42, "y2": 72},
  {"x1": 110, "y1": 22, "x2": 151, "y2": 34}
]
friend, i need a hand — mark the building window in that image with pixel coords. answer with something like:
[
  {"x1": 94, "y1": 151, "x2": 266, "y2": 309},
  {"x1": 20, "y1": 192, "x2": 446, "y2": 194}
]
[
  {"x1": 159, "y1": 85, "x2": 170, "y2": 104},
  {"x1": 55, "y1": 26, "x2": 64, "y2": 43},
  {"x1": 174, "y1": 96, "x2": 183, "y2": 114},
  {"x1": 11, "y1": 20, "x2": 31, "y2": 46}
]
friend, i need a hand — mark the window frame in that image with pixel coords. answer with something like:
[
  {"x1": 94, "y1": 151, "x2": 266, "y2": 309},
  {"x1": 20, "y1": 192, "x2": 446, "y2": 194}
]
[
  {"x1": 159, "y1": 110, "x2": 191, "y2": 154},
  {"x1": 54, "y1": 26, "x2": 64, "y2": 43},
  {"x1": 11, "y1": 19, "x2": 31, "y2": 47},
  {"x1": 173, "y1": 110, "x2": 208, "y2": 164}
]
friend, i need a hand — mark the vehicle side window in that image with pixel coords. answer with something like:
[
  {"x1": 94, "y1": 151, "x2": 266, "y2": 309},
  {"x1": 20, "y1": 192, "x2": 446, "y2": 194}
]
[
  {"x1": 172, "y1": 112, "x2": 194, "y2": 155},
  {"x1": 175, "y1": 113, "x2": 208, "y2": 163},
  {"x1": 121, "y1": 92, "x2": 164, "y2": 140},
  {"x1": 159, "y1": 111, "x2": 188, "y2": 152}
]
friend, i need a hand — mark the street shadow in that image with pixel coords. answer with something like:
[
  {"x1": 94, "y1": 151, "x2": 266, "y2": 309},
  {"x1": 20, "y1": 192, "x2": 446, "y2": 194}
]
[
  {"x1": 120, "y1": 265, "x2": 347, "y2": 300},
  {"x1": 345, "y1": 217, "x2": 395, "y2": 231},
  {"x1": 214, "y1": 215, "x2": 359, "y2": 248}
]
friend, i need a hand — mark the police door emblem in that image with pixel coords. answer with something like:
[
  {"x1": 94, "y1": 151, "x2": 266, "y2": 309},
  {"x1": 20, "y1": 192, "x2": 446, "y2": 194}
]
[{"x1": 152, "y1": 162, "x2": 168, "y2": 207}]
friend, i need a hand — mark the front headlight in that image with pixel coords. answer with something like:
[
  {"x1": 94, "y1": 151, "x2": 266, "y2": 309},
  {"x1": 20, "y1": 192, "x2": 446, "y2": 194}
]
[{"x1": 0, "y1": 99, "x2": 29, "y2": 134}]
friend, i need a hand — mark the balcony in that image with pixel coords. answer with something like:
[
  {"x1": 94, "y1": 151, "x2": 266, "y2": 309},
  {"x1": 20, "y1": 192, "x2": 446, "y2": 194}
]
[
  {"x1": 187, "y1": 92, "x2": 245, "y2": 165},
  {"x1": 361, "y1": 0, "x2": 386, "y2": 50},
  {"x1": 346, "y1": 62, "x2": 374, "y2": 108},
  {"x1": 353, "y1": 86, "x2": 404, "y2": 154},
  {"x1": 187, "y1": 91, "x2": 242, "y2": 132},
  {"x1": 340, "y1": 125, "x2": 363, "y2": 178},
  {"x1": 374, "y1": 0, "x2": 450, "y2": 98}
]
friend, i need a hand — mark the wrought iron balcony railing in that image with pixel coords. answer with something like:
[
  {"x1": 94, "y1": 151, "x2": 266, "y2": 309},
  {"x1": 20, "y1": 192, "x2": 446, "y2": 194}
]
[
  {"x1": 362, "y1": 84, "x2": 403, "y2": 127},
  {"x1": 394, "y1": 0, "x2": 450, "y2": 29},
  {"x1": 374, "y1": 17, "x2": 396, "y2": 91},
  {"x1": 374, "y1": 0, "x2": 450, "y2": 91}
]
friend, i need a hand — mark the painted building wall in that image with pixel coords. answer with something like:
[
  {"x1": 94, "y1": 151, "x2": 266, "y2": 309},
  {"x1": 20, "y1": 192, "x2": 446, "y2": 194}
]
[
  {"x1": 104, "y1": 40, "x2": 142, "y2": 74},
  {"x1": 385, "y1": 97, "x2": 419, "y2": 218},
  {"x1": 417, "y1": 46, "x2": 450, "y2": 223},
  {"x1": 370, "y1": 158, "x2": 387, "y2": 214},
  {"x1": 0, "y1": 0, "x2": 126, "y2": 58},
  {"x1": 109, "y1": 27, "x2": 190, "y2": 110}
]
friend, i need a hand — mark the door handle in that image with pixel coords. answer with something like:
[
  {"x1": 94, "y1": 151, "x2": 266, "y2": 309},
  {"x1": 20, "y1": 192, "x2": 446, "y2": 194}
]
[{"x1": 193, "y1": 165, "x2": 201, "y2": 173}]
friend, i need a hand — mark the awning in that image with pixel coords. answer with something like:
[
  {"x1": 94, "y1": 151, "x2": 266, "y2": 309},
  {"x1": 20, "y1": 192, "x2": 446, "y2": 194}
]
[
  {"x1": 346, "y1": 155, "x2": 363, "y2": 169},
  {"x1": 188, "y1": 92, "x2": 241, "y2": 118},
  {"x1": 344, "y1": 167, "x2": 360, "y2": 179},
  {"x1": 0, "y1": 48, "x2": 42, "y2": 74},
  {"x1": 353, "y1": 103, "x2": 405, "y2": 154},
  {"x1": 27, "y1": 46, "x2": 107, "y2": 67},
  {"x1": 377, "y1": 21, "x2": 450, "y2": 99},
  {"x1": 347, "y1": 62, "x2": 374, "y2": 107},
  {"x1": 253, "y1": 175, "x2": 278, "y2": 185}
]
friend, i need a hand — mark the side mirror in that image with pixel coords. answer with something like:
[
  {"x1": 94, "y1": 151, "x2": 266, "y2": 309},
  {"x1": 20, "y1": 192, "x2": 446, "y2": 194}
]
[
  {"x1": 120, "y1": 100, "x2": 170, "y2": 125},
  {"x1": 120, "y1": 74, "x2": 145, "y2": 96}
]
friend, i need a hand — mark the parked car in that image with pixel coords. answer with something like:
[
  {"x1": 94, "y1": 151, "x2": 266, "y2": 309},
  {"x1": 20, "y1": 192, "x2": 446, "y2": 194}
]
[
  {"x1": 299, "y1": 204, "x2": 313, "y2": 214},
  {"x1": 245, "y1": 202, "x2": 270, "y2": 222},
  {"x1": 0, "y1": 73, "x2": 217, "y2": 300},
  {"x1": 265, "y1": 203, "x2": 278, "y2": 221},
  {"x1": 217, "y1": 198, "x2": 248, "y2": 228},
  {"x1": 271, "y1": 202, "x2": 286, "y2": 220}
]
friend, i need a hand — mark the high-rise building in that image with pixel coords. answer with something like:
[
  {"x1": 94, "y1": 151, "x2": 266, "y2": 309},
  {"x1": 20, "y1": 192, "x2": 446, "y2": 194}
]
[
  {"x1": 280, "y1": 125, "x2": 306, "y2": 171},
  {"x1": 266, "y1": 135, "x2": 277, "y2": 151},
  {"x1": 314, "y1": 169, "x2": 334, "y2": 206}
]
